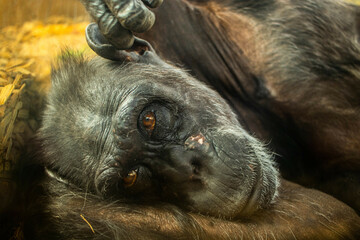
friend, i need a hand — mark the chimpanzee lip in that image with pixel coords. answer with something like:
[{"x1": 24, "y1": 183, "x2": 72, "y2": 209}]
[{"x1": 240, "y1": 164, "x2": 264, "y2": 216}]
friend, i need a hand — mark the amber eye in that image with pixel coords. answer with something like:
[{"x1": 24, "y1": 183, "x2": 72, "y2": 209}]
[
  {"x1": 138, "y1": 104, "x2": 175, "y2": 140},
  {"x1": 123, "y1": 170, "x2": 137, "y2": 188},
  {"x1": 142, "y1": 112, "x2": 156, "y2": 135}
]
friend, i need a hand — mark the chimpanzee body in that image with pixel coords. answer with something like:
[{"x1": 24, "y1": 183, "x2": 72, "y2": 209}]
[
  {"x1": 2, "y1": 0, "x2": 360, "y2": 239},
  {"x1": 140, "y1": 0, "x2": 360, "y2": 211}
]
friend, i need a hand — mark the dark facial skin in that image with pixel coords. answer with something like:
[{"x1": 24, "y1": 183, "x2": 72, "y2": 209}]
[{"x1": 39, "y1": 42, "x2": 278, "y2": 218}]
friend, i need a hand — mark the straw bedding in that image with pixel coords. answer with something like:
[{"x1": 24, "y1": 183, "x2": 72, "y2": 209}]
[{"x1": 0, "y1": 17, "x2": 89, "y2": 201}]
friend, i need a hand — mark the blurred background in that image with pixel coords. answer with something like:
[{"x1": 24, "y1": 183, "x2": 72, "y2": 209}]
[
  {"x1": 0, "y1": 0, "x2": 91, "y2": 217},
  {"x1": 0, "y1": 0, "x2": 87, "y2": 28}
]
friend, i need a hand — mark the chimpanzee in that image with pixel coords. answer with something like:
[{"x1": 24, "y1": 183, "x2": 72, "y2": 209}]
[{"x1": 2, "y1": 0, "x2": 360, "y2": 239}]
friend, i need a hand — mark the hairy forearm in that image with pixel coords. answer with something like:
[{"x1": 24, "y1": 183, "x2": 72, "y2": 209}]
[{"x1": 40, "y1": 179, "x2": 360, "y2": 240}]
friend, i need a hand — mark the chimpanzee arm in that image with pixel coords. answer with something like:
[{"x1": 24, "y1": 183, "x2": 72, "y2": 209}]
[{"x1": 35, "y1": 178, "x2": 360, "y2": 240}]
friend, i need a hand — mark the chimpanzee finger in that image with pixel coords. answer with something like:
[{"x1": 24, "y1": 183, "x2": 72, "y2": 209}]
[
  {"x1": 103, "y1": 0, "x2": 155, "y2": 33},
  {"x1": 80, "y1": 0, "x2": 134, "y2": 49},
  {"x1": 142, "y1": 0, "x2": 163, "y2": 8}
]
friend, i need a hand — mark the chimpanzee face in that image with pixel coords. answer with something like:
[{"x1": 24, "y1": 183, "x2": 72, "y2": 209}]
[{"x1": 39, "y1": 29, "x2": 279, "y2": 218}]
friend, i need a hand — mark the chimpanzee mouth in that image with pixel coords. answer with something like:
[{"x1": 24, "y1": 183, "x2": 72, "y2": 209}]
[{"x1": 115, "y1": 160, "x2": 206, "y2": 204}]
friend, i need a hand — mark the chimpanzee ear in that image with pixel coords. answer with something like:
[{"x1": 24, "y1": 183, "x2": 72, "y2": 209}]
[{"x1": 85, "y1": 23, "x2": 165, "y2": 65}]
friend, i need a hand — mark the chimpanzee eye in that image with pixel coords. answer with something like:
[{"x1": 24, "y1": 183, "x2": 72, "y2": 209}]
[
  {"x1": 121, "y1": 166, "x2": 153, "y2": 195},
  {"x1": 123, "y1": 169, "x2": 137, "y2": 188},
  {"x1": 138, "y1": 103, "x2": 175, "y2": 140},
  {"x1": 142, "y1": 112, "x2": 156, "y2": 135}
]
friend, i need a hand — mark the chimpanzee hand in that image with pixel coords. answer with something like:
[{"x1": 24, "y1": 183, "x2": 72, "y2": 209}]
[{"x1": 80, "y1": 0, "x2": 163, "y2": 49}]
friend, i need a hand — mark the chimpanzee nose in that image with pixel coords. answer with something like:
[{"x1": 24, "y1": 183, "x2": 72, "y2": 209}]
[
  {"x1": 86, "y1": 22, "x2": 164, "y2": 65},
  {"x1": 150, "y1": 134, "x2": 212, "y2": 183}
]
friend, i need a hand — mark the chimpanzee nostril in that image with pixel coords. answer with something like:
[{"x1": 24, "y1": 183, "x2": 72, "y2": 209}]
[{"x1": 190, "y1": 159, "x2": 202, "y2": 175}]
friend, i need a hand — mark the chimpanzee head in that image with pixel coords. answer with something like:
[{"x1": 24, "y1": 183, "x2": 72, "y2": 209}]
[{"x1": 38, "y1": 23, "x2": 279, "y2": 218}]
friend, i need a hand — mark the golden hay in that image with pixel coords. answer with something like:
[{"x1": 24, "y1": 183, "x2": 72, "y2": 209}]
[
  {"x1": 0, "y1": 17, "x2": 90, "y2": 186},
  {"x1": 346, "y1": 0, "x2": 360, "y2": 5}
]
